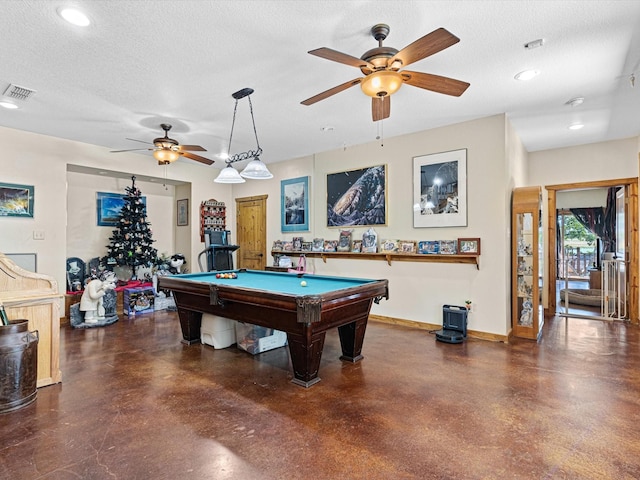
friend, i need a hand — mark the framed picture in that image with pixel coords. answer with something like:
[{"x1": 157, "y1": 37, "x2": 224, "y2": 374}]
[
  {"x1": 97, "y1": 192, "x2": 146, "y2": 227},
  {"x1": 177, "y1": 198, "x2": 189, "y2": 226},
  {"x1": 351, "y1": 240, "x2": 363, "y2": 253},
  {"x1": 337, "y1": 230, "x2": 352, "y2": 252},
  {"x1": 281, "y1": 176, "x2": 309, "y2": 232},
  {"x1": 413, "y1": 149, "x2": 467, "y2": 228},
  {"x1": 458, "y1": 237, "x2": 480, "y2": 255},
  {"x1": 418, "y1": 240, "x2": 440, "y2": 254},
  {"x1": 292, "y1": 237, "x2": 303, "y2": 251},
  {"x1": 323, "y1": 240, "x2": 338, "y2": 252},
  {"x1": 311, "y1": 238, "x2": 324, "y2": 252},
  {"x1": 327, "y1": 164, "x2": 386, "y2": 227},
  {"x1": 381, "y1": 239, "x2": 399, "y2": 253},
  {"x1": 0, "y1": 182, "x2": 34, "y2": 217},
  {"x1": 439, "y1": 240, "x2": 457, "y2": 254},
  {"x1": 399, "y1": 240, "x2": 417, "y2": 254},
  {"x1": 361, "y1": 227, "x2": 378, "y2": 253}
]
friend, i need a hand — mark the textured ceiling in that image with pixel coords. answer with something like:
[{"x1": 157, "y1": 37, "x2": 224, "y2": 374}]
[{"x1": 1, "y1": 0, "x2": 640, "y2": 168}]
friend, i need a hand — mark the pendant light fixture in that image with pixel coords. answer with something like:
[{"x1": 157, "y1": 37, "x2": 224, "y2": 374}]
[{"x1": 214, "y1": 88, "x2": 273, "y2": 183}]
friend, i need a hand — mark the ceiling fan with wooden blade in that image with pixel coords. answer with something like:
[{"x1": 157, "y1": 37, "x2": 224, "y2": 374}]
[
  {"x1": 301, "y1": 24, "x2": 470, "y2": 121},
  {"x1": 111, "y1": 123, "x2": 214, "y2": 165}
]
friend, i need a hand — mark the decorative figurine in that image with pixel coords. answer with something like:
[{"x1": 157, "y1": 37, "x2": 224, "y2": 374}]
[
  {"x1": 79, "y1": 271, "x2": 117, "y2": 323},
  {"x1": 168, "y1": 253, "x2": 186, "y2": 274}
]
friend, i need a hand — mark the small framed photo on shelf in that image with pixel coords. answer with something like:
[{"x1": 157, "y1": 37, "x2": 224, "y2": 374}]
[
  {"x1": 351, "y1": 240, "x2": 363, "y2": 253},
  {"x1": 301, "y1": 241, "x2": 313, "y2": 252},
  {"x1": 272, "y1": 240, "x2": 283, "y2": 252},
  {"x1": 399, "y1": 240, "x2": 417, "y2": 254},
  {"x1": 458, "y1": 237, "x2": 480, "y2": 255},
  {"x1": 418, "y1": 241, "x2": 439, "y2": 254},
  {"x1": 362, "y1": 227, "x2": 378, "y2": 253},
  {"x1": 282, "y1": 241, "x2": 294, "y2": 252},
  {"x1": 324, "y1": 240, "x2": 338, "y2": 252},
  {"x1": 312, "y1": 238, "x2": 324, "y2": 252},
  {"x1": 292, "y1": 237, "x2": 303, "y2": 251},
  {"x1": 337, "y1": 229, "x2": 352, "y2": 252},
  {"x1": 439, "y1": 240, "x2": 457, "y2": 254},
  {"x1": 381, "y1": 240, "x2": 399, "y2": 253}
]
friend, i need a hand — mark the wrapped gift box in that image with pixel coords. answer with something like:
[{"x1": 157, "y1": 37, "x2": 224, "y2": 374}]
[{"x1": 123, "y1": 287, "x2": 154, "y2": 316}]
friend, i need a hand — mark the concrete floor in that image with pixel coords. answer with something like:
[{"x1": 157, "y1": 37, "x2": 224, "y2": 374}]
[{"x1": 1, "y1": 311, "x2": 639, "y2": 479}]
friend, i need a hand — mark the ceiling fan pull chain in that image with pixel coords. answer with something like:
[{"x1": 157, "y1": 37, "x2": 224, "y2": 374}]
[{"x1": 376, "y1": 115, "x2": 384, "y2": 147}]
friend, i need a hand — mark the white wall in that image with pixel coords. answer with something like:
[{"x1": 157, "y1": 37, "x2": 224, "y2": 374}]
[
  {"x1": 556, "y1": 189, "x2": 608, "y2": 209},
  {"x1": 0, "y1": 124, "x2": 232, "y2": 299},
  {"x1": 66, "y1": 171, "x2": 176, "y2": 267},
  {"x1": 228, "y1": 115, "x2": 512, "y2": 336},
  {"x1": 528, "y1": 137, "x2": 638, "y2": 184},
  {"x1": 3, "y1": 121, "x2": 636, "y2": 337}
]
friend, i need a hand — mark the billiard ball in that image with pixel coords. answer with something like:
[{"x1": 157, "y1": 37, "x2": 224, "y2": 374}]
[{"x1": 300, "y1": 280, "x2": 307, "y2": 287}]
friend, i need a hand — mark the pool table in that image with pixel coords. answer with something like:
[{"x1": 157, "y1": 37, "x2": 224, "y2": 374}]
[{"x1": 158, "y1": 269, "x2": 389, "y2": 387}]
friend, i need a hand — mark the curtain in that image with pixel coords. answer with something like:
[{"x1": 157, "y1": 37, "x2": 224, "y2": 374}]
[{"x1": 570, "y1": 187, "x2": 617, "y2": 254}]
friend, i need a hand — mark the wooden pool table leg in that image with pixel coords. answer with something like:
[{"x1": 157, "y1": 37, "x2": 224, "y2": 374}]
[
  {"x1": 177, "y1": 309, "x2": 203, "y2": 345},
  {"x1": 286, "y1": 331, "x2": 326, "y2": 388},
  {"x1": 337, "y1": 317, "x2": 368, "y2": 362}
]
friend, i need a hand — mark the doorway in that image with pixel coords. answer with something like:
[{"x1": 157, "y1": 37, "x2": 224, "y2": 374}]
[
  {"x1": 546, "y1": 178, "x2": 638, "y2": 324},
  {"x1": 235, "y1": 195, "x2": 268, "y2": 270}
]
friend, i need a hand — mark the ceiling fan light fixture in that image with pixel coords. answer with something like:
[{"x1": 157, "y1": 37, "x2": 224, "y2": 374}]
[
  {"x1": 360, "y1": 70, "x2": 403, "y2": 98},
  {"x1": 240, "y1": 158, "x2": 273, "y2": 179},
  {"x1": 214, "y1": 164, "x2": 246, "y2": 183},
  {"x1": 153, "y1": 149, "x2": 180, "y2": 163}
]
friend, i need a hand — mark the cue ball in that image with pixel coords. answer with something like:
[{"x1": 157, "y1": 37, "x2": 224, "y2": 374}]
[{"x1": 300, "y1": 280, "x2": 307, "y2": 287}]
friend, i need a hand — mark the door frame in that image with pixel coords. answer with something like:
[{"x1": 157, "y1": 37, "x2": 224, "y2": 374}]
[
  {"x1": 235, "y1": 194, "x2": 268, "y2": 270},
  {"x1": 546, "y1": 178, "x2": 638, "y2": 324}
]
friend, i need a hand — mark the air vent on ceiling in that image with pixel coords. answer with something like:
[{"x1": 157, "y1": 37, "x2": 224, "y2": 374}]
[{"x1": 3, "y1": 84, "x2": 36, "y2": 101}]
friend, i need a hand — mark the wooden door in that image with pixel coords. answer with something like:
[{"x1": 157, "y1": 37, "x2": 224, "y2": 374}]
[{"x1": 235, "y1": 195, "x2": 267, "y2": 270}]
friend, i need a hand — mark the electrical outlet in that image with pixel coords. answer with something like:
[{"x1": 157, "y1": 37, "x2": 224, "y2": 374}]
[{"x1": 33, "y1": 230, "x2": 45, "y2": 240}]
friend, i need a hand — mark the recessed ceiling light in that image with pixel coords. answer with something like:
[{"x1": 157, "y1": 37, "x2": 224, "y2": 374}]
[
  {"x1": 58, "y1": 7, "x2": 91, "y2": 27},
  {"x1": 568, "y1": 123, "x2": 584, "y2": 130},
  {"x1": 0, "y1": 101, "x2": 18, "y2": 109},
  {"x1": 514, "y1": 69, "x2": 540, "y2": 81},
  {"x1": 565, "y1": 97, "x2": 585, "y2": 107}
]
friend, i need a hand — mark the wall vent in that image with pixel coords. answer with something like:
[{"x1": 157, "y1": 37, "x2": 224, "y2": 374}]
[{"x1": 3, "y1": 84, "x2": 37, "y2": 101}]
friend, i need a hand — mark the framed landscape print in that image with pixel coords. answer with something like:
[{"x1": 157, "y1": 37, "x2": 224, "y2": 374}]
[
  {"x1": 281, "y1": 176, "x2": 309, "y2": 232},
  {"x1": 327, "y1": 164, "x2": 386, "y2": 227},
  {"x1": 413, "y1": 149, "x2": 467, "y2": 228},
  {"x1": 0, "y1": 182, "x2": 34, "y2": 217},
  {"x1": 97, "y1": 192, "x2": 146, "y2": 227}
]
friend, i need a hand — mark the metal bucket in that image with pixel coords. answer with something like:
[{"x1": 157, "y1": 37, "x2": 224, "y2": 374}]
[{"x1": 0, "y1": 320, "x2": 39, "y2": 413}]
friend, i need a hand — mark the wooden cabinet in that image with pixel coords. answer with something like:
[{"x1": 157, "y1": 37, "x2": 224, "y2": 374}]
[
  {"x1": 200, "y1": 199, "x2": 226, "y2": 242},
  {"x1": 0, "y1": 253, "x2": 62, "y2": 387},
  {"x1": 512, "y1": 186, "x2": 544, "y2": 340}
]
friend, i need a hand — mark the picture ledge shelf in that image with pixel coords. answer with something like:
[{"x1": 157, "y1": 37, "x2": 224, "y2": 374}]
[{"x1": 271, "y1": 251, "x2": 480, "y2": 269}]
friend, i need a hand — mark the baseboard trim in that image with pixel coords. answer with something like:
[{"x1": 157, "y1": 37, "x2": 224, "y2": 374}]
[{"x1": 369, "y1": 314, "x2": 509, "y2": 343}]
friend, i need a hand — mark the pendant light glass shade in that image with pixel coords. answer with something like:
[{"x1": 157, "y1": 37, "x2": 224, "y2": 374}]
[
  {"x1": 240, "y1": 158, "x2": 273, "y2": 179},
  {"x1": 214, "y1": 164, "x2": 246, "y2": 183}
]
